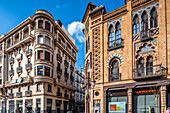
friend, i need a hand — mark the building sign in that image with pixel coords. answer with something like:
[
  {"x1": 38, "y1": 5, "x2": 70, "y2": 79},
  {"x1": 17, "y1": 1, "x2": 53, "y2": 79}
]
[
  {"x1": 135, "y1": 89, "x2": 156, "y2": 94},
  {"x1": 109, "y1": 102, "x2": 126, "y2": 113},
  {"x1": 10, "y1": 77, "x2": 23, "y2": 84}
]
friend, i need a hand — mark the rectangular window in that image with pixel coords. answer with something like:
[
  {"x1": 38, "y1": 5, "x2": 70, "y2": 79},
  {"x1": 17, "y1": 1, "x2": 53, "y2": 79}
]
[
  {"x1": 45, "y1": 66, "x2": 50, "y2": 76},
  {"x1": 48, "y1": 84, "x2": 52, "y2": 92},
  {"x1": 45, "y1": 36, "x2": 50, "y2": 46},
  {"x1": 0, "y1": 67, "x2": 1, "y2": 73},
  {"x1": 38, "y1": 50, "x2": 43, "y2": 60},
  {"x1": 45, "y1": 51, "x2": 50, "y2": 61},
  {"x1": 38, "y1": 20, "x2": 43, "y2": 28},
  {"x1": 38, "y1": 36, "x2": 43, "y2": 44},
  {"x1": 37, "y1": 66, "x2": 43, "y2": 75},
  {"x1": 45, "y1": 22, "x2": 50, "y2": 31},
  {"x1": 37, "y1": 84, "x2": 41, "y2": 91}
]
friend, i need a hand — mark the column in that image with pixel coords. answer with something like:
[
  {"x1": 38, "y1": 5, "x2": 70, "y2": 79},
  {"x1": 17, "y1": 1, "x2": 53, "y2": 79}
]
[
  {"x1": 127, "y1": 88, "x2": 133, "y2": 113},
  {"x1": 23, "y1": 99, "x2": 25, "y2": 113},
  {"x1": 33, "y1": 98, "x2": 36, "y2": 112},
  {"x1": 28, "y1": 24, "x2": 31, "y2": 36},
  {"x1": 160, "y1": 85, "x2": 166, "y2": 113},
  {"x1": 52, "y1": 98, "x2": 56, "y2": 113},
  {"x1": 22, "y1": 29, "x2": 24, "y2": 39},
  {"x1": 19, "y1": 31, "x2": 21, "y2": 40}
]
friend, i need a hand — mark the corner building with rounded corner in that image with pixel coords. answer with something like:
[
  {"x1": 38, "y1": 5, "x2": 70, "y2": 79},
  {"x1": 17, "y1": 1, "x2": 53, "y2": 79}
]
[
  {"x1": 0, "y1": 10, "x2": 78, "y2": 113},
  {"x1": 82, "y1": 0, "x2": 170, "y2": 113}
]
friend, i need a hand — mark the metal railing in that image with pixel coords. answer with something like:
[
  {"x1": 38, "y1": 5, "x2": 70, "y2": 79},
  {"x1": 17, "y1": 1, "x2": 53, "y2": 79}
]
[
  {"x1": 25, "y1": 90, "x2": 32, "y2": 96},
  {"x1": 58, "y1": 40, "x2": 65, "y2": 48},
  {"x1": 64, "y1": 60, "x2": 69, "y2": 67},
  {"x1": 64, "y1": 72, "x2": 69, "y2": 78},
  {"x1": 108, "y1": 38, "x2": 123, "y2": 49},
  {"x1": 64, "y1": 94, "x2": 69, "y2": 98},
  {"x1": 109, "y1": 73, "x2": 121, "y2": 82},
  {"x1": 57, "y1": 92, "x2": 62, "y2": 97},
  {"x1": 26, "y1": 49, "x2": 32, "y2": 56},
  {"x1": 9, "y1": 57, "x2": 14, "y2": 63},
  {"x1": 57, "y1": 68, "x2": 62, "y2": 74},
  {"x1": 140, "y1": 29, "x2": 151, "y2": 41},
  {"x1": 133, "y1": 64, "x2": 165, "y2": 79},
  {"x1": 8, "y1": 93, "x2": 14, "y2": 98},
  {"x1": 70, "y1": 75, "x2": 74, "y2": 81},
  {"x1": 70, "y1": 65, "x2": 74, "y2": 71},
  {"x1": 9, "y1": 70, "x2": 14, "y2": 75},
  {"x1": 25, "y1": 63, "x2": 32, "y2": 69},
  {"x1": 57, "y1": 54, "x2": 62, "y2": 61},
  {"x1": 17, "y1": 67, "x2": 22, "y2": 72},
  {"x1": 16, "y1": 92, "x2": 22, "y2": 97}
]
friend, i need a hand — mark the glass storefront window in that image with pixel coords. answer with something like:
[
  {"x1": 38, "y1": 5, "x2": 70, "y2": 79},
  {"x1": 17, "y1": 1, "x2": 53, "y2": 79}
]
[
  {"x1": 25, "y1": 99, "x2": 33, "y2": 113},
  {"x1": 17, "y1": 100, "x2": 23, "y2": 113},
  {"x1": 56, "y1": 100, "x2": 61, "y2": 113},
  {"x1": 9, "y1": 100, "x2": 15, "y2": 113},
  {"x1": 167, "y1": 85, "x2": 170, "y2": 108},
  {"x1": 47, "y1": 99, "x2": 52, "y2": 113},
  {"x1": 36, "y1": 99, "x2": 41, "y2": 113},
  {"x1": 2, "y1": 101, "x2": 6, "y2": 113}
]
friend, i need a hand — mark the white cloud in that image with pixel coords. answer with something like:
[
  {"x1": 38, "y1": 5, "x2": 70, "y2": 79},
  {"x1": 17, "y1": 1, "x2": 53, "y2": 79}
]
[
  {"x1": 67, "y1": 21, "x2": 85, "y2": 43},
  {"x1": 56, "y1": 4, "x2": 70, "y2": 9}
]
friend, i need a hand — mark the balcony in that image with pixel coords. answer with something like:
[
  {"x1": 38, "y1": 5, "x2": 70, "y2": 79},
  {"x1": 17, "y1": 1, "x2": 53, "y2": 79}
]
[
  {"x1": 108, "y1": 38, "x2": 124, "y2": 51},
  {"x1": 70, "y1": 75, "x2": 74, "y2": 81},
  {"x1": 57, "y1": 54, "x2": 62, "y2": 62},
  {"x1": 71, "y1": 53, "x2": 76, "y2": 59},
  {"x1": 66, "y1": 48, "x2": 72, "y2": 55},
  {"x1": 14, "y1": 39, "x2": 19, "y2": 44},
  {"x1": 70, "y1": 65, "x2": 74, "y2": 71},
  {"x1": 64, "y1": 60, "x2": 69, "y2": 67},
  {"x1": 26, "y1": 49, "x2": 32, "y2": 56},
  {"x1": 64, "y1": 72, "x2": 69, "y2": 78},
  {"x1": 57, "y1": 92, "x2": 62, "y2": 97},
  {"x1": 25, "y1": 90, "x2": 32, "y2": 96},
  {"x1": 17, "y1": 67, "x2": 22, "y2": 73},
  {"x1": 23, "y1": 33, "x2": 29, "y2": 39},
  {"x1": 16, "y1": 54, "x2": 22, "y2": 60},
  {"x1": 64, "y1": 94, "x2": 69, "y2": 98},
  {"x1": 9, "y1": 57, "x2": 14, "y2": 64},
  {"x1": 57, "y1": 68, "x2": 62, "y2": 74},
  {"x1": 76, "y1": 79, "x2": 79, "y2": 83},
  {"x1": 133, "y1": 64, "x2": 165, "y2": 80},
  {"x1": 8, "y1": 93, "x2": 14, "y2": 99},
  {"x1": 58, "y1": 40, "x2": 65, "y2": 48},
  {"x1": 140, "y1": 29, "x2": 151, "y2": 41},
  {"x1": 109, "y1": 73, "x2": 121, "y2": 82},
  {"x1": 9, "y1": 70, "x2": 14, "y2": 76},
  {"x1": 16, "y1": 92, "x2": 22, "y2": 97},
  {"x1": 25, "y1": 63, "x2": 32, "y2": 70},
  {"x1": 70, "y1": 95, "x2": 74, "y2": 99}
]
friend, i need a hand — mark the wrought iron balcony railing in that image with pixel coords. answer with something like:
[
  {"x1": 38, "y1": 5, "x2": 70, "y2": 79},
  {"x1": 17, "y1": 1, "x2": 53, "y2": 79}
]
[
  {"x1": 57, "y1": 92, "x2": 62, "y2": 97},
  {"x1": 70, "y1": 65, "x2": 74, "y2": 71},
  {"x1": 57, "y1": 68, "x2": 62, "y2": 74},
  {"x1": 64, "y1": 94, "x2": 69, "y2": 98},
  {"x1": 70, "y1": 75, "x2": 74, "y2": 81},
  {"x1": 25, "y1": 63, "x2": 32, "y2": 70},
  {"x1": 108, "y1": 38, "x2": 124, "y2": 50},
  {"x1": 140, "y1": 29, "x2": 151, "y2": 41},
  {"x1": 9, "y1": 70, "x2": 14, "y2": 75},
  {"x1": 64, "y1": 72, "x2": 69, "y2": 78},
  {"x1": 25, "y1": 90, "x2": 32, "y2": 96},
  {"x1": 64, "y1": 60, "x2": 69, "y2": 67},
  {"x1": 133, "y1": 64, "x2": 165, "y2": 80},
  {"x1": 8, "y1": 93, "x2": 14, "y2": 98},
  {"x1": 16, "y1": 92, "x2": 22, "y2": 97},
  {"x1": 17, "y1": 67, "x2": 22, "y2": 73},
  {"x1": 26, "y1": 49, "x2": 32, "y2": 56},
  {"x1": 9, "y1": 57, "x2": 14, "y2": 64},
  {"x1": 109, "y1": 73, "x2": 121, "y2": 82},
  {"x1": 57, "y1": 54, "x2": 62, "y2": 62}
]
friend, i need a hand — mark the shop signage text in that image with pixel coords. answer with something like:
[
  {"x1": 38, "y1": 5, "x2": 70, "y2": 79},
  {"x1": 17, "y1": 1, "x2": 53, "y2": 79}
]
[{"x1": 135, "y1": 89, "x2": 156, "y2": 94}]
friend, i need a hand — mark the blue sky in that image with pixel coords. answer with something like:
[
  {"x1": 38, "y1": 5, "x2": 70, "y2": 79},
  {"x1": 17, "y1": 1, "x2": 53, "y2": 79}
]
[{"x1": 0, "y1": 0, "x2": 125, "y2": 71}]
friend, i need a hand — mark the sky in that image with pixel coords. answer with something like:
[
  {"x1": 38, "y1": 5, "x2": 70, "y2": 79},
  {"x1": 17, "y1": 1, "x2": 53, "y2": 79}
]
[{"x1": 0, "y1": 0, "x2": 125, "y2": 71}]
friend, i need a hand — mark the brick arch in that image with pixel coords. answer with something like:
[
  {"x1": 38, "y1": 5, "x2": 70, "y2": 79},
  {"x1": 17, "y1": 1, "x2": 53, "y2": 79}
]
[{"x1": 107, "y1": 54, "x2": 124, "y2": 67}]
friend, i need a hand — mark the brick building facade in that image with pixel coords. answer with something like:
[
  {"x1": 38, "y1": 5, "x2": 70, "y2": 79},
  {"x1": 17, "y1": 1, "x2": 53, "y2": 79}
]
[{"x1": 82, "y1": 0, "x2": 170, "y2": 113}]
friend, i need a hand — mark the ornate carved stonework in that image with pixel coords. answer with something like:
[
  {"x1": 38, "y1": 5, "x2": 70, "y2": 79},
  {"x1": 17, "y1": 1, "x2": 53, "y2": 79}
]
[{"x1": 92, "y1": 27, "x2": 101, "y2": 81}]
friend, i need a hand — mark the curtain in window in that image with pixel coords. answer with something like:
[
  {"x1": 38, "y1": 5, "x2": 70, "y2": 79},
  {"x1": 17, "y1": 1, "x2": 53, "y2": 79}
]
[
  {"x1": 38, "y1": 36, "x2": 43, "y2": 44},
  {"x1": 45, "y1": 36, "x2": 50, "y2": 46},
  {"x1": 45, "y1": 51, "x2": 50, "y2": 61},
  {"x1": 38, "y1": 50, "x2": 43, "y2": 59}
]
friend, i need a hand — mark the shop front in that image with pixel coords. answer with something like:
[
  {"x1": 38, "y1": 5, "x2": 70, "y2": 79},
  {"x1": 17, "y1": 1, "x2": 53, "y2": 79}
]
[
  {"x1": 133, "y1": 87, "x2": 160, "y2": 113},
  {"x1": 9, "y1": 100, "x2": 15, "y2": 113},
  {"x1": 47, "y1": 99, "x2": 52, "y2": 113},
  {"x1": 25, "y1": 99, "x2": 32, "y2": 113},
  {"x1": 106, "y1": 89, "x2": 127, "y2": 113},
  {"x1": 56, "y1": 100, "x2": 62, "y2": 113},
  {"x1": 16, "y1": 100, "x2": 23, "y2": 113},
  {"x1": 36, "y1": 99, "x2": 41, "y2": 113}
]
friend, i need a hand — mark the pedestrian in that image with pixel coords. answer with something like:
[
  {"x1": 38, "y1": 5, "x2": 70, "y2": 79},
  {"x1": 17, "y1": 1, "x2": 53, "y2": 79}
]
[{"x1": 151, "y1": 108, "x2": 155, "y2": 113}]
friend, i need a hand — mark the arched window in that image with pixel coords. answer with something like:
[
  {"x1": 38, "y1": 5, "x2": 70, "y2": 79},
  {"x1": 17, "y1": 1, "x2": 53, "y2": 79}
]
[
  {"x1": 108, "y1": 25, "x2": 114, "y2": 47},
  {"x1": 141, "y1": 11, "x2": 148, "y2": 31},
  {"x1": 136, "y1": 58, "x2": 144, "y2": 76},
  {"x1": 115, "y1": 22, "x2": 121, "y2": 46},
  {"x1": 109, "y1": 60, "x2": 119, "y2": 81},
  {"x1": 141, "y1": 11, "x2": 148, "y2": 38},
  {"x1": 146, "y1": 56, "x2": 153, "y2": 75},
  {"x1": 133, "y1": 15, "x2": 140, "y2": 34},
  {"x1": 150, "y1": 7, "x2": 158, "y2": 29}
]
